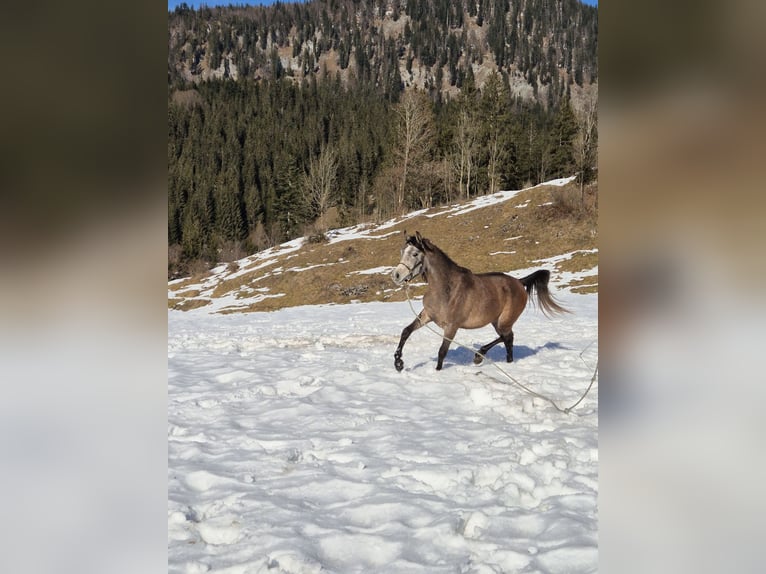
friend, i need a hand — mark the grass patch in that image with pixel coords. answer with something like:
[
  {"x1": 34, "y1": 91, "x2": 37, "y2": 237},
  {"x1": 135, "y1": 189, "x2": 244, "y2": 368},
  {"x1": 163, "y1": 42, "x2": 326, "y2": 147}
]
[
  {"x1": 169, "y1": 298, "x2": 211, "y2": 311},
  {"x1": 556, "y1": 251, "x2": 599, "y2": 274},
  {"x1": 570, "y1": 277, "x2": 599, "y2": 295},
  {"x1": 169, "y1": 277, "x2": 201, "y2": 292},
  {"x1": 175, "y1": 289, "x2": 202, "y2": 298}
]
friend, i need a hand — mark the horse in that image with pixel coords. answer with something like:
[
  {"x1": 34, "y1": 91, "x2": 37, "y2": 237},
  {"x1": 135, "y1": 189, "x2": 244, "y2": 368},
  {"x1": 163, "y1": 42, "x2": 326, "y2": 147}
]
[{"x1": 391, "y1": 231, "x2": 569, "y2": 371}]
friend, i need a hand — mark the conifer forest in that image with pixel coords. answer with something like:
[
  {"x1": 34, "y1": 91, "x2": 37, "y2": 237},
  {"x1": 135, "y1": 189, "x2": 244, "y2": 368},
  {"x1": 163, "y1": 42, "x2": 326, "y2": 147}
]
[{"x1": 168, "y1": 0, "x2": 598, "y2": 276}]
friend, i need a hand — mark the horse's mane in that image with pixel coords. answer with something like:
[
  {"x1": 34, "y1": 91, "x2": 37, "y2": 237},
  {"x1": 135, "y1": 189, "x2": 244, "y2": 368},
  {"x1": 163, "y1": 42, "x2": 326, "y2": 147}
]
[
  {"x1": 424, "y1": 239, "x2": 460, "y2": 268},
  {"x1": 409, "y1": 235, "x2": 469, "y2": 275}
]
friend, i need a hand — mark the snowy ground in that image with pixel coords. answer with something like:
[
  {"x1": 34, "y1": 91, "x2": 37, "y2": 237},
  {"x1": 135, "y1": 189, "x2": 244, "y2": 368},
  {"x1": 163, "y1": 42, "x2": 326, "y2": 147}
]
[{"x1": 168, "y1": 289, "x2": 598, "y2": 573}]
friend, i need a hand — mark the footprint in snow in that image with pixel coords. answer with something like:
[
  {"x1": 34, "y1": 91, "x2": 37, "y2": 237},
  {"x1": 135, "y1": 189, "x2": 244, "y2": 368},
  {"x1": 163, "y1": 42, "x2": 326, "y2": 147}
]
[{"x1": 196, "y1": 516, "x2": 242, "y2": 545}]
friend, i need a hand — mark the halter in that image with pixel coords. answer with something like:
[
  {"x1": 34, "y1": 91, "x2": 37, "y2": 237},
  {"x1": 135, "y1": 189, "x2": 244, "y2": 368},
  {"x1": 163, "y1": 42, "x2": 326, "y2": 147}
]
[{"x1": 397, "y1": 259, "x2": 423, "y2": 283}]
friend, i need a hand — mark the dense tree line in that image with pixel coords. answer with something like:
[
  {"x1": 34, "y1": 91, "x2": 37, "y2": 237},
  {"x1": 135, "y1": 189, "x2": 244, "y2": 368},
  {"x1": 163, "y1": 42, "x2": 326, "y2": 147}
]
[
  {"x1": 168, "y1": 73, "x2": 593, "y2": 277},
  {"x1": 168, "y1": 0, "x2": 597, "y2": 107},
  {"x1": 167, "y1": 1, "x2": 597, "y2": 277}
]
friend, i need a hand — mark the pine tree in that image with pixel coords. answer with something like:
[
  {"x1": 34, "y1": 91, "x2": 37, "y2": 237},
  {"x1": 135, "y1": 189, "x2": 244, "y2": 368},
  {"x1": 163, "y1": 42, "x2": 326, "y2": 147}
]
[
  {"x1": 214, "y1": 166, "x2": 246, "y2": 243},
  {"x1": 479, "y1": 72, "x2": 510, "y2": 195},
  {"x1": 550, "y1": 99, "x2": 578, "y2": 178},
  {"x1": 273, "y1": 152, "x2": 305, "y2": 240}
]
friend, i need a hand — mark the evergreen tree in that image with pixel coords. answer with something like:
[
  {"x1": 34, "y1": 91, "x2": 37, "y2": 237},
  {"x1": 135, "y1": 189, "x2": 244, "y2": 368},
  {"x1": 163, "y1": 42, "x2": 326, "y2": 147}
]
[
  {"x1": 479, "y1": 72, "x2": 510, "y2": 195},
  {"x1": 550, "y1": 99, "x2": 578, "y2": 179}
]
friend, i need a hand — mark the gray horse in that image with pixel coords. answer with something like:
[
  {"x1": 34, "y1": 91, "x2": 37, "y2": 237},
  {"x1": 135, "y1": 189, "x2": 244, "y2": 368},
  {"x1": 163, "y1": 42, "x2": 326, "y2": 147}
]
[{"x1": 391, "y1": 232, "x2": 569, "y2": 371}]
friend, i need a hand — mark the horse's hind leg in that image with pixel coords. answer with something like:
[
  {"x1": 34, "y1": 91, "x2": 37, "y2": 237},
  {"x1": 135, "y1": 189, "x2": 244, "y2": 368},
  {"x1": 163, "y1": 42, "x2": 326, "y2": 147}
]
[
  {"x1": 502, "y1": 330, "x2": 515, "y2": 363},
  {"x1": 496, "y1": 295, "x2": 524, "y2": 363},
  {"x1": 394, "y1": 310, "x2": 430, "y2": 371},
  {"x1": 474, "y1": 336, "x2": 503, "y2": 364}
]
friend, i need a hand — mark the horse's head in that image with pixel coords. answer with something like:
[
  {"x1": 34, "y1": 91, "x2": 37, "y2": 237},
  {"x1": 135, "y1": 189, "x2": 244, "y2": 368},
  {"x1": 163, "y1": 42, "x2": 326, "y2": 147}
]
[{"x1": 391, "y1": 231, "x2": 427, "y2": 285}]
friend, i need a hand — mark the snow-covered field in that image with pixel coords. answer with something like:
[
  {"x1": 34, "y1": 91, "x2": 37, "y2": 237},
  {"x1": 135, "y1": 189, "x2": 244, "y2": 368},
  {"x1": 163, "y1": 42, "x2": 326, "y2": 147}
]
[{"x1": 168, "y1": 288, "x2": 598, "y2": 573}]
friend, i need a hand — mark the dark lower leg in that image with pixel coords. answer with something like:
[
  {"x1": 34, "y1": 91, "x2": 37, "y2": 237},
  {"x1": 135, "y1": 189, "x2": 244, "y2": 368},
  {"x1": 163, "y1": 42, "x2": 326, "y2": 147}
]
[
  {"x1": 436, "y1": 328, "x2": 457, "y2": 370},
  {"x1": 503, "y1": 331, "x2": 515, "y2": 362},
  {"x1": 436, "y1": 339, "x2": 450, "y2": 370},
  {"x1": 474, "y1": 336, "x2": 503, "y2": 364},
  {"x1": 394, "y1": 315, "x2": 425, "y2": 372}
]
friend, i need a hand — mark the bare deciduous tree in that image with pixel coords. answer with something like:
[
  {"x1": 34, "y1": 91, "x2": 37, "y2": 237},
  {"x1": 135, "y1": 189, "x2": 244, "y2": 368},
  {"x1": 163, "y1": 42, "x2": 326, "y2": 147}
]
[
  {"x1": 304, "y1": 145, "x2": 339, "y2": 232},
  {"x1": 392, "y1": 90, "x2": 435, "y2": 213},
  {"x1": 573, "y1": 92, "x2": 598, "y2": 204},
  {"x1": 371, "y1": 164, "x2": 399, "y2": 223},
  {"x1": 454, "y1": 105, "x2": 478, "y2": 199}
]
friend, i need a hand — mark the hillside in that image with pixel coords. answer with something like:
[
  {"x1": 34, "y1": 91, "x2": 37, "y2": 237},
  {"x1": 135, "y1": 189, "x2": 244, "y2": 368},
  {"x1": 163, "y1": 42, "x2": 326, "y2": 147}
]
[
  {"x1": 168, "y1": 177, "x2": 598, "y2": 313},
  {"x1": 168, "y1": 0, "x2": 598, "y2": 108},
  {"x1": 168, "y1": 1, "x2": 598, "y2": 279}
]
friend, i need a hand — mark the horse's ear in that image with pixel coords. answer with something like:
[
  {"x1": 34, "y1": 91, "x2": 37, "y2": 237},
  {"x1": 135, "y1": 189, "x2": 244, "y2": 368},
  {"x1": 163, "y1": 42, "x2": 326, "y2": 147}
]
[{"x1": 414, "y1": 231, "x2": 432, "y2": 251}]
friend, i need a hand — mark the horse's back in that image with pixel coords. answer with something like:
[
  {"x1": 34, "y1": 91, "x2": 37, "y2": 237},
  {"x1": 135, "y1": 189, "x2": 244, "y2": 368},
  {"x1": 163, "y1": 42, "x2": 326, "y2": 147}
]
[
  {"x1": 478, "y1": 271, "x2": 526, "y2": 297},
  {"x1": 446, "y1": 271, "x2": 525, "y2": 329}
]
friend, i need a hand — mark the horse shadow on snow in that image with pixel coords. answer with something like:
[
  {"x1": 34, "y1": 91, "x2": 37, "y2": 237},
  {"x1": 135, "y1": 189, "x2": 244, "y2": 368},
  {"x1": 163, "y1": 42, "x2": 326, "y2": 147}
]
[
  {"x1": 444, "y1": 342, "x2": 567, "y2": 369},
  {"x1": 412, "y1": 341, "x2": 569, "y2": 371}
]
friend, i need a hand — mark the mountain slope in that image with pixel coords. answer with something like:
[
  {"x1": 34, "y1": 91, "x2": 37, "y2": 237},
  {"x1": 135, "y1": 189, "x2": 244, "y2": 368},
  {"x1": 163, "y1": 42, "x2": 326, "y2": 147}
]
[
  {"x1": 168, "y1": 0, "x2": 598, "y2": 107},
  {"x1": 168, "y1": 177, "x2": 597, "y2": 313}
]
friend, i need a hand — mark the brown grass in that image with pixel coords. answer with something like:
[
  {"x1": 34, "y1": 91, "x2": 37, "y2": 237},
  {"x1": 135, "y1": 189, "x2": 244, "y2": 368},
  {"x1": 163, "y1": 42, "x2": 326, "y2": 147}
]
[
  {"x1": 169, "y1": 298, "x2": 211, "y2": 311},
  {"x1": 175, "y1": 289, "x2": 202, "y2": 298},
  {"x1": 570, "y1": 278, "x2": 599, "y2": 295},
  {"x1": 168, "y1": 182, "x2": 598, "y2": 313}
]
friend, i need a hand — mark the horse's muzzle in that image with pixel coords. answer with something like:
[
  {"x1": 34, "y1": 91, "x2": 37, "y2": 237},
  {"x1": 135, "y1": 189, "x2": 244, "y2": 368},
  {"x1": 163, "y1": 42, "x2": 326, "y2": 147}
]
[
  {"x1": 391, "y1": 266, "x2": 406, "y2": 285},
  {"x1": 391, "y1": 263, "x2": 416, "y2": 285}
]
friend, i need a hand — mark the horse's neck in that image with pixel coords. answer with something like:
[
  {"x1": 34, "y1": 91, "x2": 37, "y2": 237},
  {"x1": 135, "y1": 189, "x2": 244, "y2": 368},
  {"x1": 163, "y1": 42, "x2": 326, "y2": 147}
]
[{"x1": 424, "y1": 248, "x2": 461, "y2": 285}]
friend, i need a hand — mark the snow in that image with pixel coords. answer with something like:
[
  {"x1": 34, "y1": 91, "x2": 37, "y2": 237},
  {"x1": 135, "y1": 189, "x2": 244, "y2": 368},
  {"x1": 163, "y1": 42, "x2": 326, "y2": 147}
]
[
  {"x1": 422, "y1": 176, "x2": 576, "y2": 219},
  {"x1": 323, "y1": 177, "x2": 575, "y2": 240},
  {"x1": 168, "y1": 175, "x2": 597, "y2": 571},
  {"x1": 349, "y1": 266, "x2": 393, "y2": 276},
  {"x1": 168, "y1": 289, "x2": 597, "y2": 573}
]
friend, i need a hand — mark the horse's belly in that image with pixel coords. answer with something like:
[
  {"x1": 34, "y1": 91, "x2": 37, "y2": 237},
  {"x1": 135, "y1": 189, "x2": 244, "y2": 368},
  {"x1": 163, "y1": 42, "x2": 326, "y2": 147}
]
[
  {"x1": 446, "y1": 300, "x2": 498, "y2": 329},
  {"x1": 461, "y1": 313, "x2": 496, "y2": 330},
  {"x1": 426, "y1": 289, "x2": 502, "y2": 330}
]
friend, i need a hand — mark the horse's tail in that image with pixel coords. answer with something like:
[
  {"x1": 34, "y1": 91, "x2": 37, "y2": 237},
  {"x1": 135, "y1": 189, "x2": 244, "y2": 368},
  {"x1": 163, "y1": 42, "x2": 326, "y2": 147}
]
[{"x1": 519, "y1": 269, "x2": 571, "y2": 317}]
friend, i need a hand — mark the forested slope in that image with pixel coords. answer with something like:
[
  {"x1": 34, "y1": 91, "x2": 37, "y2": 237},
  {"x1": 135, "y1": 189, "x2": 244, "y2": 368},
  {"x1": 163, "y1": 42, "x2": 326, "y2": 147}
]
[{"x1": 168, "y1": 0, "x2": 598, "y2": 278}]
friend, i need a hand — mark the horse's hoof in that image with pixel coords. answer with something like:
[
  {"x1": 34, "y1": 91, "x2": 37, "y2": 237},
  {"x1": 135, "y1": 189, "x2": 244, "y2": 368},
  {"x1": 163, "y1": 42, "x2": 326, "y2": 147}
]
[
  {"x1": 394, "y1": 358, "x2": 404, "y2": 372},
  {"x1": 473, "y1": 353, "x2": 484, "y2": 365}
]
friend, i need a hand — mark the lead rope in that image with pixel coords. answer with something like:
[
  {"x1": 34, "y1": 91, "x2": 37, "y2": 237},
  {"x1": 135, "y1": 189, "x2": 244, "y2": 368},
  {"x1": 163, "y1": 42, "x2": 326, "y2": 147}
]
[{"x1": 404, "y1": 284, "x2": 598, "y2": 415}]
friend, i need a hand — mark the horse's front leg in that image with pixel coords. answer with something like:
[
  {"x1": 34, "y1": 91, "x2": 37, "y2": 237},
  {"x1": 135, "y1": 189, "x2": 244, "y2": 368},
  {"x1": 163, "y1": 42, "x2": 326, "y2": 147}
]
[
  {"x1": 436, "y1": 326, "x2": 458, "y2": 371},
  {"x1": 394, "y1": 311, "x2": 430, "y2": 372}
]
